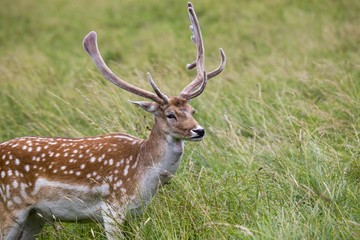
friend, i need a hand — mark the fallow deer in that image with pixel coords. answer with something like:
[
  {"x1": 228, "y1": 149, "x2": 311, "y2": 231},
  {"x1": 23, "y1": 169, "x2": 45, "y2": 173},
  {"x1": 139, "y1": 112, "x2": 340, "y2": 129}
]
[{"x1": 0, "y1": 2, "x2": 226, "y2": 239}]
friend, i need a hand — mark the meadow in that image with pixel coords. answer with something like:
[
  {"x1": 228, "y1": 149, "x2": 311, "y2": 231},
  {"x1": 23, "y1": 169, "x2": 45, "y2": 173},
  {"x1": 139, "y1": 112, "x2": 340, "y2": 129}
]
[{"x1": 0, "y1": 0, "x2": 359, "y2": 239}]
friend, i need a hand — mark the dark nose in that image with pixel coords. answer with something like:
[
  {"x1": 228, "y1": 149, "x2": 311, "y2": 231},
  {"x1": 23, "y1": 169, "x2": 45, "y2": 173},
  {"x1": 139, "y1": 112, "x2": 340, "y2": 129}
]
[{"x1": 193, "y1": 128, "x2": 205, "y2": 137}]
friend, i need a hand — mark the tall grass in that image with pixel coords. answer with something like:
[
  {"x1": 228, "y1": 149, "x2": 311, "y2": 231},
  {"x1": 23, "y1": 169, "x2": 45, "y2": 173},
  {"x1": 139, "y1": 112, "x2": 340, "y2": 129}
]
[{"x1": 0, "y1": 0, "x2": 359, "y2": 239}]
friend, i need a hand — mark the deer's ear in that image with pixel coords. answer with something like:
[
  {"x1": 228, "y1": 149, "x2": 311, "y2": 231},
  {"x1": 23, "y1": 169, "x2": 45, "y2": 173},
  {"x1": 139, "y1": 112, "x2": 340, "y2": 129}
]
[{"x1": 129, "y1": 101, "x2": 159, "y2": 113}]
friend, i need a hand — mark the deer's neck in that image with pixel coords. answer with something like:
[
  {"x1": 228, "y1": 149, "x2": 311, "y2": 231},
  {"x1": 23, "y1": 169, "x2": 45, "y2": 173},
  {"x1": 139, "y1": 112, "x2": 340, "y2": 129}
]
[
  {"x1": 140, "y1": 120, "x2": 184, "y2": 171},
  {"x1": 131, "y1": 121, "x2": 184, "y2": 213}
]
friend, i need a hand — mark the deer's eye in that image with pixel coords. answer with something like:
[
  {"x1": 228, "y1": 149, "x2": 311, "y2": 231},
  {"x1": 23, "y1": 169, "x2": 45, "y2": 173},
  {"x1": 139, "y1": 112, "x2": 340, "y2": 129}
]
[{"x1": 166, "y1": 114, "x2": 176, "y2": 120}]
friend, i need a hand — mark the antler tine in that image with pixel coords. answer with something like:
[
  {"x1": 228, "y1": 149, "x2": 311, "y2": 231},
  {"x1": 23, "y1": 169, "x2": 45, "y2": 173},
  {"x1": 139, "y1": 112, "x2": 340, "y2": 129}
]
[
  {"x1": 83, "y1": 31, "x2": 164, "y2": 104},
  {"x1": 181, "y1": 49, "x2": 225, "y2": 99},
  {"x1": 147, "y1": 72, "x2": 169, "y2": 103},
  {"x1": 179, "y1": 2, "x2": 206, "y2": 100},
  {"x1": 207, "y1": 48, "x2": 226, "y2": 79},
  {"x1": 187, "y1": 48, "x2": 226, "y2": 78}
]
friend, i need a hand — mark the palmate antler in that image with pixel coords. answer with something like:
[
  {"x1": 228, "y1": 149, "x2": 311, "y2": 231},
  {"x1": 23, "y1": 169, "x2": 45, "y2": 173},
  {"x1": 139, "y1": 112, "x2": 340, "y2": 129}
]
[{"x1": 83, "y1": 2, "x2": 225, "y2": 104}]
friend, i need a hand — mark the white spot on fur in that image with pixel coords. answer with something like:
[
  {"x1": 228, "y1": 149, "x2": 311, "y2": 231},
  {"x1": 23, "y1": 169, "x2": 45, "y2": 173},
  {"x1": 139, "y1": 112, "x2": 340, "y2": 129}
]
[
  {"x1": 123, "y1": 165, "x2": 130, "y2": 176},
  {"x1": 13, "y1": 196, "x2": 22, "y2": 204}
]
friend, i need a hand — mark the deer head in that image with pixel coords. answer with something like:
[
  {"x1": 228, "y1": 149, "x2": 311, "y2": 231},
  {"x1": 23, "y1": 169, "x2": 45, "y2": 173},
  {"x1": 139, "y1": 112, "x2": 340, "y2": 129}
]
[{"x1": 83, "y1": 2, "x2": 226, "y2": 143}]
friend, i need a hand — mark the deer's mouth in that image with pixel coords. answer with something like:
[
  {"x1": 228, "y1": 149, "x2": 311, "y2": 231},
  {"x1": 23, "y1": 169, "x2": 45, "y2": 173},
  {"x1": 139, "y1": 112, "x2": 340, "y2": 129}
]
[{"x1": 190, "y1": 135, "x2": 205, "y2": 141}]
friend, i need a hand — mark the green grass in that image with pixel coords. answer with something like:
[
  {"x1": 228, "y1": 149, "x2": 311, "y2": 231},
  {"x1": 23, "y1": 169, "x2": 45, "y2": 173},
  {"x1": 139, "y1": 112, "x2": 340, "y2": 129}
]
[{"x1": 1, "y1": 0, "x2": 359, "y2": 239}]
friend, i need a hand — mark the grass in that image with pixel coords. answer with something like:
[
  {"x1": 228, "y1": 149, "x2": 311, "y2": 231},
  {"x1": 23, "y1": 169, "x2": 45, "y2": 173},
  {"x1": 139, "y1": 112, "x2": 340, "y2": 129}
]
[{"x1": 1, "y1": 0, "x2": 359, "y2": 239}]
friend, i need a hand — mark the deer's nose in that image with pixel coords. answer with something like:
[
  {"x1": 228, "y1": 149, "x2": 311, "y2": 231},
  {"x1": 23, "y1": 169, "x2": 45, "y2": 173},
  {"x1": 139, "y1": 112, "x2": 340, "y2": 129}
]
[{"x1": 192, "y1": 128, "x2": 205, "y2": 137}]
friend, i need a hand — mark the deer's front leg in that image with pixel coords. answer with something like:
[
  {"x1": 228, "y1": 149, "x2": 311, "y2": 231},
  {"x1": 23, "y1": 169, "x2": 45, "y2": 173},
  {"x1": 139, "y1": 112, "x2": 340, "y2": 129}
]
[
  {"x1": 102, "y1": 203, "x2": 126, "y2": 239},
  {"x1": 19, "y1": 210, "x2": 46, "y2": 240},
  {"x1": 0, "y1": 206, "x2": 32, "y2": 240}
]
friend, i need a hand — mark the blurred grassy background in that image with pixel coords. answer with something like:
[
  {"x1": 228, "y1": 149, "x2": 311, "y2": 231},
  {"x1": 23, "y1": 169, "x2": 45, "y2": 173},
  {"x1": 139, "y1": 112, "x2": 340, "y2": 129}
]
[{"x1": 0, "y1": 0, "x2": 359, "y2": 239}]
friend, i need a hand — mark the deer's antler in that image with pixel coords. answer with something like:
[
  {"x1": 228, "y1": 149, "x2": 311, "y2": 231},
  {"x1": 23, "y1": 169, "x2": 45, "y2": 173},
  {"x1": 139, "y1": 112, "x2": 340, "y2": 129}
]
[
  {"x1": 83, "y1": 31, "x2": 169, "y2": 104},
  {"x1": 180, "y1": 2, "x2": 226, "y2": 100}
]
